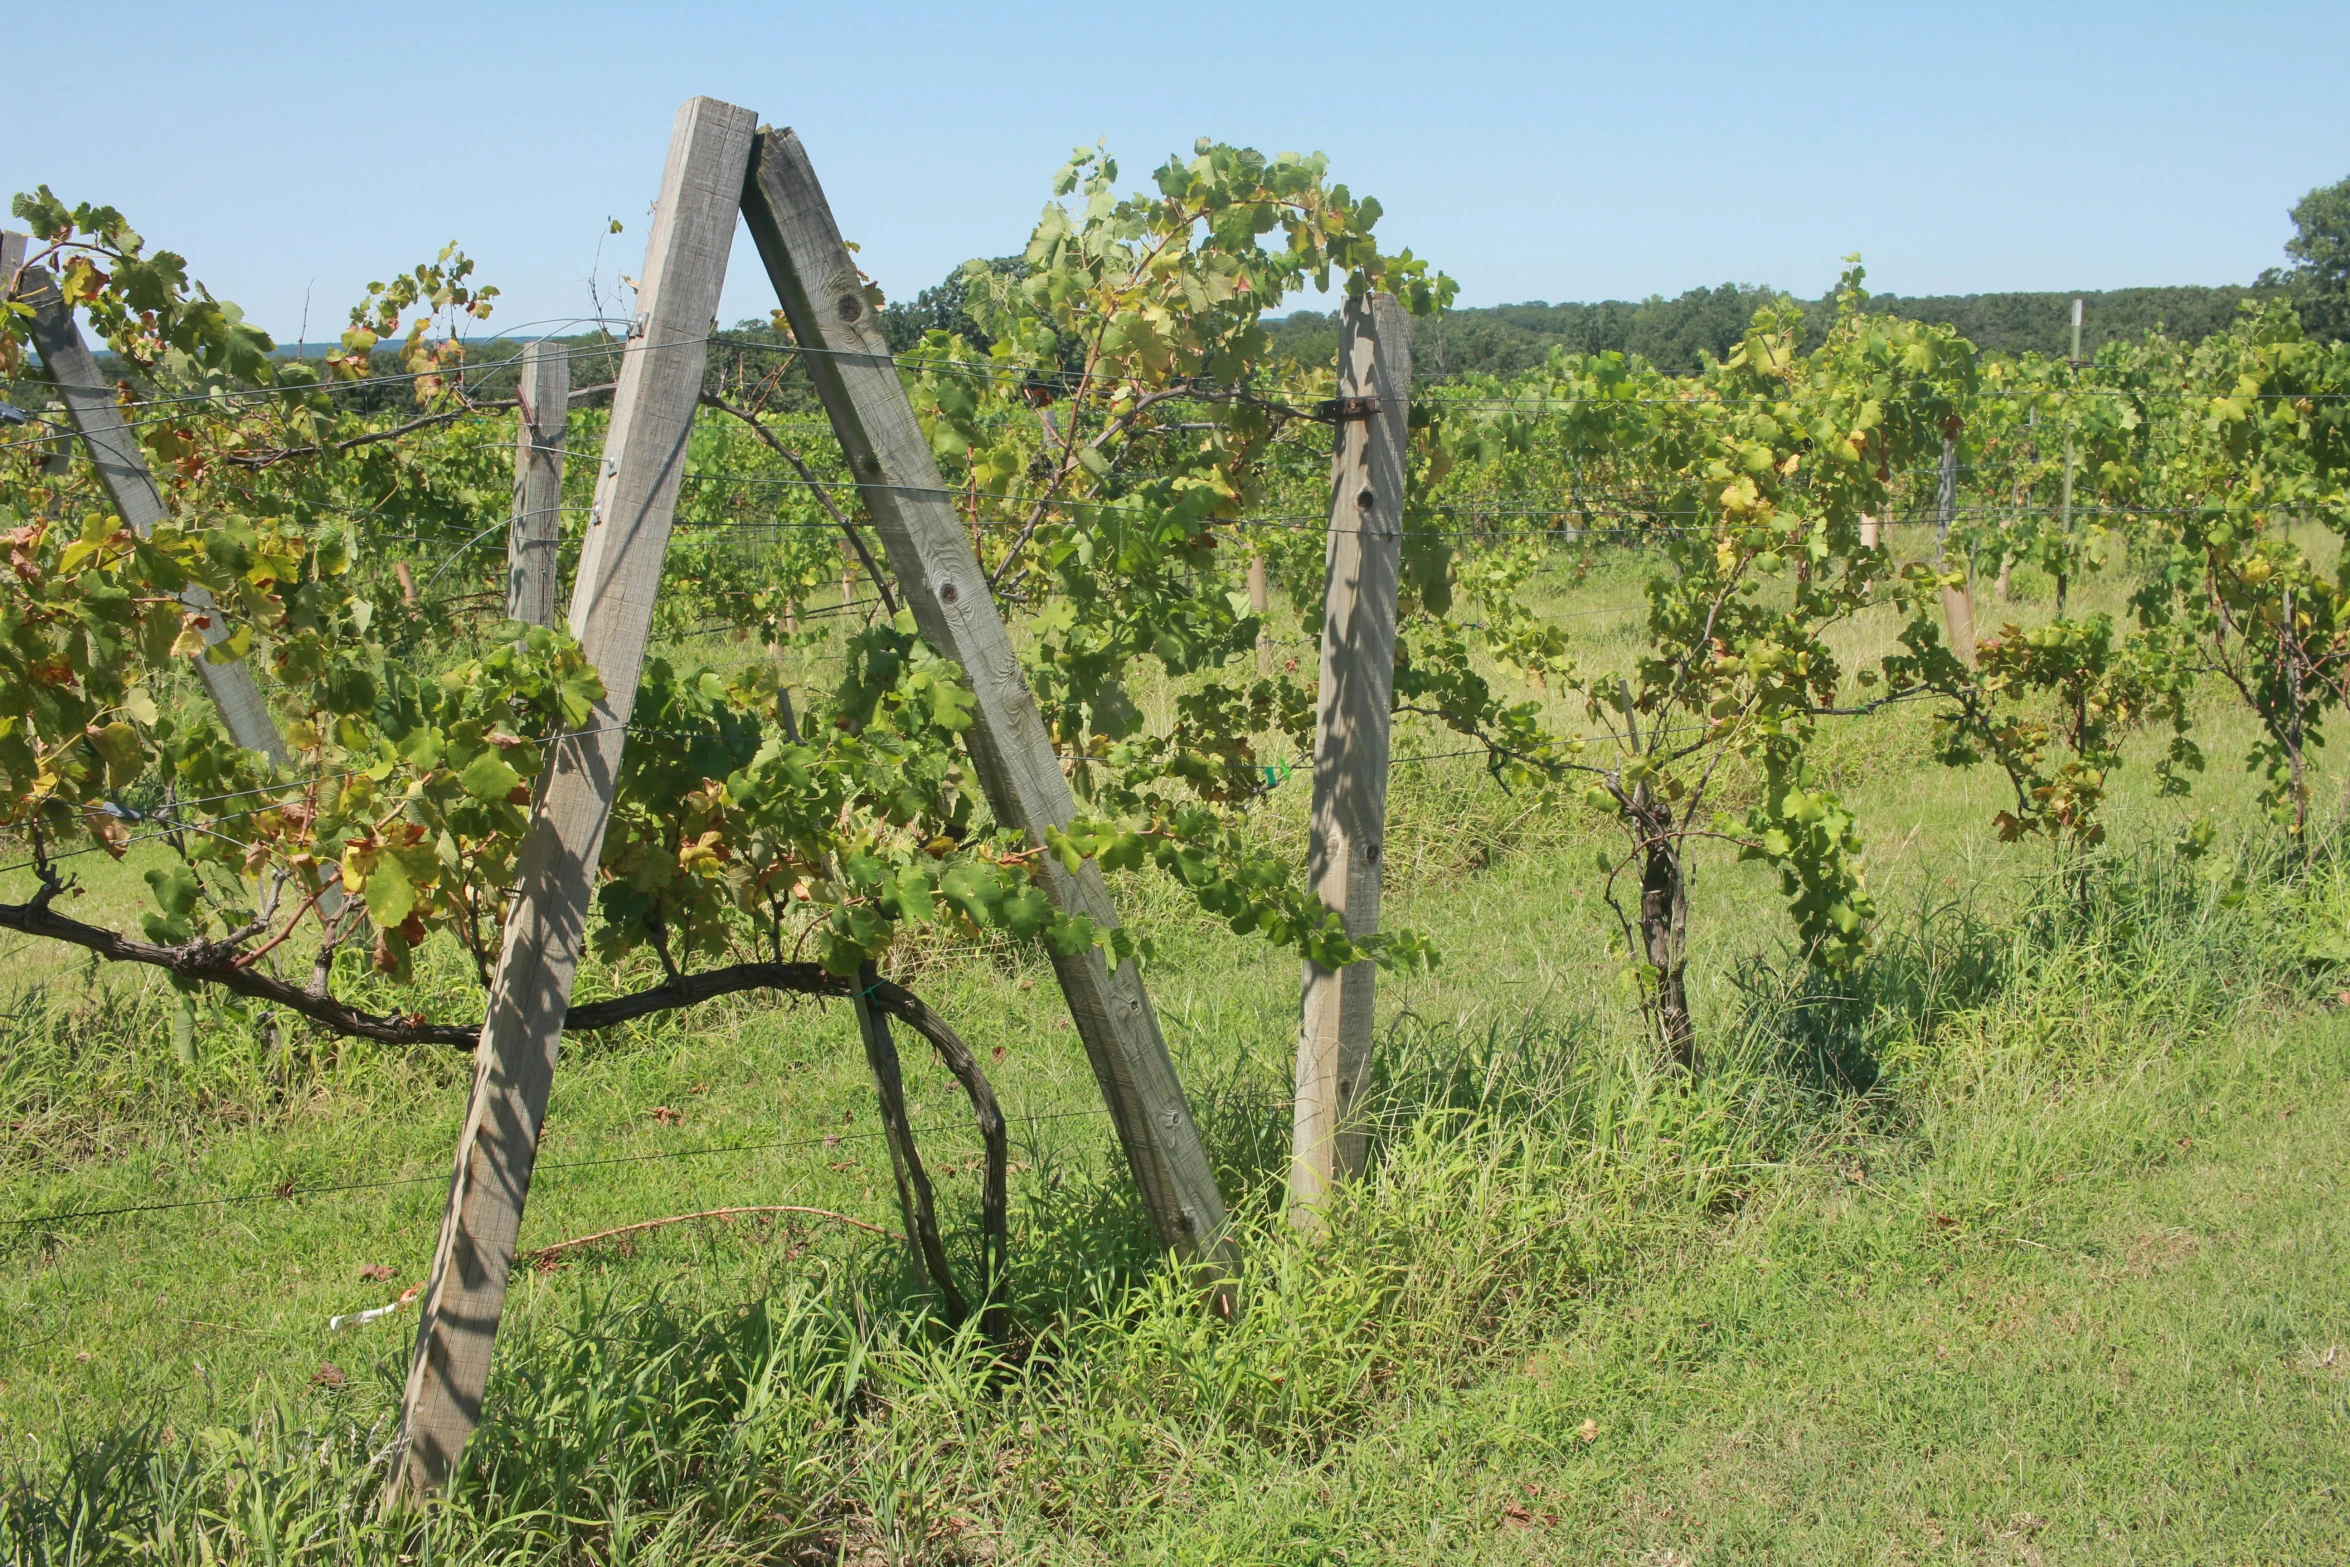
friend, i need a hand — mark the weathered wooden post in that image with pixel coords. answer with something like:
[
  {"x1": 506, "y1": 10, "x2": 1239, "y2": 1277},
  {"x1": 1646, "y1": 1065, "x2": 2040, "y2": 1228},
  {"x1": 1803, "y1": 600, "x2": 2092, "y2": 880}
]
[
  {"x1": 1290, "y1": 292, "x2": 1410, "y2": 1231},
  {"x1": 1935, "y1": 435, "x2": 1975, "y2": 664},
  {"x1": 2056, "y1": 297, "x2": 2081, "y2": 618},
  {"x1": 739, "y1": 126, "x2": 1239, "y2": 1279},
  {"x1": 507, "y1": 340, "x2": 569, "y2": 627},
  {"x1": 1250, "y1": 551, "x2": 1272, "y2": 675},
  {"x1": 3, "y1": 230, "x2": 291, "y2": 768},
  {"x1": 390, "y1": 96, "x2": 758, "y2": 1501}
]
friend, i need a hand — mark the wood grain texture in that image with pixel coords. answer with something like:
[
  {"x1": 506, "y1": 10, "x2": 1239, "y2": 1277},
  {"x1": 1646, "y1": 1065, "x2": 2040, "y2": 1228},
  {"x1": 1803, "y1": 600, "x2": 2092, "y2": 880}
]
[
  {"x1": 4, "y1": 236, "x2": 288, "y2": 766},
  {"x1": 740, "y1": 126, "x2": 1237, "y2": 1274},
  {"x1": 507, "y1": 340, "x2": 569, "y2": 627},
  {"x1": 391, "y1": 96, "x2": 758, "y2": 1501},
  {"x1": 1291, "y1": 293, "x2": 1410, "y2": 1229}
]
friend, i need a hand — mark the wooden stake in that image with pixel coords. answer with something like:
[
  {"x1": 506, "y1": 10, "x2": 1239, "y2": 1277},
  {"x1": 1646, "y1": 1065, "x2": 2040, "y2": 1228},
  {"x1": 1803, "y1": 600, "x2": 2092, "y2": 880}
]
[
  {"x1": 2057, "y1": 298, "x2": 2081, "y2": 618},
  {"x1": 740, "y1": 126, "x2": 1238, "y2": 1277},
  {"x1": 1249, "y1": 551, "x2": 1272, "y2": 675},
  {"x1": 1291, "y1": 293, "x2": 1410, "y2": 1230},
  {"x1": 390, "y1": 96, "x2": 757, "y2": 1501},
  {"x1": 507, "y1": 340, "x2": 569, "y2": 627},
  {"x1": 4, "y1": 232, "x2": 289, "y2": 768},
  {"x1": 1935, "y1": 436, "x2": 1975, "y2": 664}
]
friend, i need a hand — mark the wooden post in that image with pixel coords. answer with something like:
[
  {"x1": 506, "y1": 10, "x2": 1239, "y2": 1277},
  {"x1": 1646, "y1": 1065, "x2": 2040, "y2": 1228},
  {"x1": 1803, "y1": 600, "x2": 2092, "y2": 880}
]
[
  {"x1": 4, "y1": 231, "x2": 290, "y2": 768},
  {"x1": 1935, "y1": 435, "x2": 1975, "y2": 664},
  {"x1": 1858, "y1": 514, "x2": 1879, "y2": 550},
  {"x1": 1249, "y1": 551, "x2": 1272, "y2": 675},
  {"x1": 507, "y1": 341, "x2": 569, "y2": 627},
  {"x1": 390, "y1": 96, "x2": 757, "y2": 1501},
  {"x1": 740, "y1": 126, "x2": 1239, "y2": 1277},
  {"x1": 1290, "y1": 293, "x2": 1410, "y2": 1230},
  {"x1": 2056, "y1": 298, "x2": 2081, "y2": 619}
]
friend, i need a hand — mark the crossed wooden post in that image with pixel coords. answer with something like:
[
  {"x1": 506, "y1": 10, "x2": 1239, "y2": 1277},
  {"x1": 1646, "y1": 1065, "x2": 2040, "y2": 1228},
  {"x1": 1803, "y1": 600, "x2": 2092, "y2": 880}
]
[{"x1": 388, "y1": 99, "x2": 1239, "y2": 1500}]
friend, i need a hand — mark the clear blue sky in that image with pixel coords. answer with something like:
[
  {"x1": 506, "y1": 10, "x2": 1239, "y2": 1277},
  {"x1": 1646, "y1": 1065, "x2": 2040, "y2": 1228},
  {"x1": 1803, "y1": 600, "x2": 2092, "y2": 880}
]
[{"x1": 11, "y1": 0, "x2": 2348, "y2": 339}]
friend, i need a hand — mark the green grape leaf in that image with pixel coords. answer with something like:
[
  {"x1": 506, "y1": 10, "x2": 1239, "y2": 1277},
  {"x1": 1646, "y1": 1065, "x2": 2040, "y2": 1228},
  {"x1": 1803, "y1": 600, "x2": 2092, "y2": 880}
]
[{"x1": 459, "y1": 748, "x2": 521, "y2": 802}]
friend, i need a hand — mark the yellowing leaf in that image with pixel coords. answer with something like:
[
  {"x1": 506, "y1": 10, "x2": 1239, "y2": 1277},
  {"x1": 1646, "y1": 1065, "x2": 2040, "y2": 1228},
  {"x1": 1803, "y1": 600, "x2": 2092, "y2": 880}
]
[{"x1": 362, "y1": 850, "x2": 415, "y2": 927}]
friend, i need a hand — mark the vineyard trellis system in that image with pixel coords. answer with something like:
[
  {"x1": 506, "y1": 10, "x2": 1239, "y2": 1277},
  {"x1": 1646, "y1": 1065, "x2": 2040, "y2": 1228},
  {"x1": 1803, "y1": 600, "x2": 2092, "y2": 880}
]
[{"x1": 4, "y1": 93, "x2": 2350, "y2": 1504}]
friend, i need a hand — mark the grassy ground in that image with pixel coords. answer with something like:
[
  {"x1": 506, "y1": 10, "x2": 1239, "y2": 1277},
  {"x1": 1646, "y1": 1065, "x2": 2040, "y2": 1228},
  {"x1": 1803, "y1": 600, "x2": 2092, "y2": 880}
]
[
  {"x1": 2, "y1": 543, "x2": 2345, "y2": 1561},
  {"x1": 1107, "y1": 981, "x2": 2350, "y2": 1564}
]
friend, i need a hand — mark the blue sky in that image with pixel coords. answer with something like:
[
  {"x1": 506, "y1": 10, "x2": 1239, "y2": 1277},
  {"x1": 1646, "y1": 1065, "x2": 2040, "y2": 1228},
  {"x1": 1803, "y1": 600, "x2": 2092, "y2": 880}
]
[{"x1": 11, "y1": 1, "x2": 2348, "y2": 338}]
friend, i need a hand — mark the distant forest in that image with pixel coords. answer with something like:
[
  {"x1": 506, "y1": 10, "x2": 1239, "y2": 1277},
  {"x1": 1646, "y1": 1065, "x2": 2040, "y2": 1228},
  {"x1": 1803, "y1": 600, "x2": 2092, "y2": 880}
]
[
  {"x1": 263, "y1": 278, "x2": 2305, "y2": 408},
  {"x1": 1264, "y1": 281, "x2": 2297, "y2": 380},
  {"x1": 264, "y1": 166, "x2": 2349, "y2": 394}
]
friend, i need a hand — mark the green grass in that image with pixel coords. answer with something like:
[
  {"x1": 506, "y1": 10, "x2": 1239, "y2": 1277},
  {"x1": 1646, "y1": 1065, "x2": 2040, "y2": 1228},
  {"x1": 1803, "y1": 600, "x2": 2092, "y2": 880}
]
[
  {"x1": 3, "y1": 545, "x2": 2347, "y2": 1562},
  {"x1": 1129, "y1": 1009, "x2": 2350, "y2": 1564}
]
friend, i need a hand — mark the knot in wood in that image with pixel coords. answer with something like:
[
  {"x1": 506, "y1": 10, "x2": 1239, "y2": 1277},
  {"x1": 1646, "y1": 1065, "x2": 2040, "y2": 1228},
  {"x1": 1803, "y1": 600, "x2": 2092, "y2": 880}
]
[{"x1": 836, "y1": 293, "x2": 865, "y2": 324}]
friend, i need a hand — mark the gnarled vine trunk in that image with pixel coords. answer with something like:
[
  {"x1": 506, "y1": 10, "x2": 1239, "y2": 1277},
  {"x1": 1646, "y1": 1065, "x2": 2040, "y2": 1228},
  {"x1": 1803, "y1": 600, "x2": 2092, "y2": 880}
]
[{"x1": 1632, "y1": 793, "x2": 1694, "y2": 1072}]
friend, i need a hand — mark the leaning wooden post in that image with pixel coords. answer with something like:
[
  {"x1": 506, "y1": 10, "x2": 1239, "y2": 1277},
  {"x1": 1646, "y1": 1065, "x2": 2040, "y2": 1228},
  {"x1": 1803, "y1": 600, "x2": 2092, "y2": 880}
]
[
  {"x1": 506, "y1": 341, "x2": 569, "y2": 627},
  {"x1": 1935, "y1": 435, "x2": 1976, "y2": 664},
  {"x1": 390, "y1": 96, "x2": 757, "y2": 1501},
  {"x1": 3, "y1": 230, "x2": 290, "y2": 768},
  {"x1": 1290, "y1": 292, "x2": 1410, "y2": 1231},
  {"x1": 740, "y1": 127, "x2": 1239, "y2": 1278}
]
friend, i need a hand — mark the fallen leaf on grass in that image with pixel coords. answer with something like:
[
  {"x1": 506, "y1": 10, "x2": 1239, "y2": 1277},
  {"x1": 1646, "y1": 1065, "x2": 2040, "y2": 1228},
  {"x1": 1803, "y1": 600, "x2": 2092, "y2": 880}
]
[
  {"x1": 1577, "y1": 1418, "x2": 1599, "y2": 1443},
  {"x1": 311, "y1": 1361, "x2": 346, "y2": 1390},
  {"x1": 358, "y1": 1263, "x2": 394, "y2": 1282},
  {"x1": 650, "y1": 1105, "x2": 682, "y2": 1126}
]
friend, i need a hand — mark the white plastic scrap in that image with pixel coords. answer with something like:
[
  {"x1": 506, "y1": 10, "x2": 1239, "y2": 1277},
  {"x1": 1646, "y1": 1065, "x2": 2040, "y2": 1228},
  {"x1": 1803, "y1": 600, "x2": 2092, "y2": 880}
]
[{"x1": 329, "y1": 1282, "x2": 423, "y2": 1331}]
